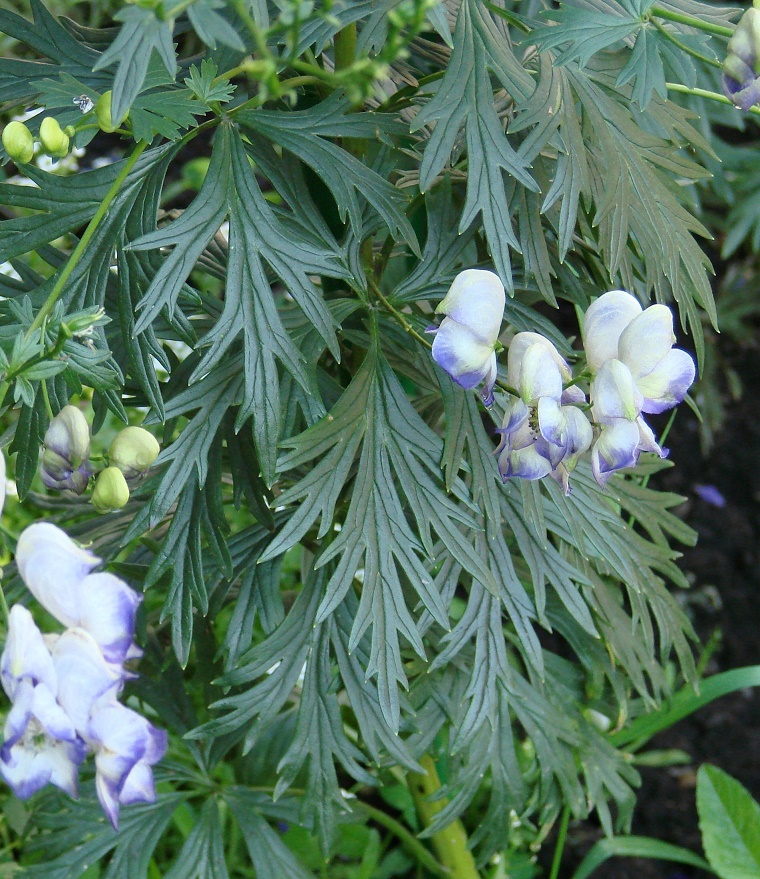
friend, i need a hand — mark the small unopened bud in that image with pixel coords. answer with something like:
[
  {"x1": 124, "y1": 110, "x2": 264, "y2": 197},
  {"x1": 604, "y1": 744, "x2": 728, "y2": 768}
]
[
  {"x1": 40, "y1": 405, "x2": 91, "y2": 494},
  {"x1": 2, "y1": 121, "x2": 34, "y2": 164},
  {"x1": 723, "y1": 7, "x2": 760, "y2": 109},
  {"x1": 92, "y1": 466, "x2": 130, "y2": 513},
  {"x1": 109, "y1": 426, "x2": 160, "y2": 479},
  {"x1": 95, "y1": 91, "x2": 128, "y2": 133},
  {"x1": 39, "y1": 117, "x2": 70, "y2": 158}
]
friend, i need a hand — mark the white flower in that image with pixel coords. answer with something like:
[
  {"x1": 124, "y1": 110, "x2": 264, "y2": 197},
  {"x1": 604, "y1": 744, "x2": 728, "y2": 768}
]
[{"x1": 430, "y1": 269, "x2": 505, "y2": 405}]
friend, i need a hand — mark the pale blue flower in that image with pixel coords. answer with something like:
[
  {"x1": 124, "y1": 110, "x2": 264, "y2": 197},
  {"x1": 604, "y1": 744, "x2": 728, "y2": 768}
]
[
  {"x1": 722, "y1": 8, "x2": 760, "y2": 111},
  {"x1": 582, "y1": 291, "x2": 695, "y2": 486},
  {"x1": 497, "y1": 333, "x2": 592, "y2": 494},
  {"x1": 0, "y1": 607, "x2": 86, "y2": 799},
  {"x1": 40, "y1": 405, "x2": 91, "y2": 494},
  {"x1": 16, "y1": 524, "x2": 142, "y2": 665},
  {"x1": 88, "y1": 701, "x2": 167, "y2": 829},
  {"x1": 430, "y1": 269, "x2": 505, "y2": 406}
]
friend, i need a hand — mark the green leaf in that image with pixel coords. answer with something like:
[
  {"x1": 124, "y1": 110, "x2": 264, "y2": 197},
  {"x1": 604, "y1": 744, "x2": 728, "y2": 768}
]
[
  {"x1": 413, "y1": 0, "x2": 537, "y2": 287},
  {"x1": 238, "y1": 97, "x2": 419, "y2": 255},
  {"x1": 164, "y1": 799, "x2": 228, "y2": 879},
  {"x1": 616, "y1": 27, "x2": 668, "y2": 108},
  {"x1": 530, "y1": 8, "x2": 641, "y2": 67},
  {"x1": 187, "y1": 0, "x2": 246, "y2": 51},
  {"x1": 698, "y1": 765, "x2": 760, "y2": 879},
  {"x1": 185, "y1": 59, "x2": 237, "y2": 104},
  {"x1": 570, "y1": 835, "x2": 714, "y2": 879},
  {"x1": 93, "y1": 4, "x2": 178, "y2": 122}
]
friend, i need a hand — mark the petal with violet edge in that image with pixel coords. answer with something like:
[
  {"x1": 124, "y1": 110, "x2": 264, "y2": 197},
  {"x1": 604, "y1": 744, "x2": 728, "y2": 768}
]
[
  {"x1": 1, "y1": 605, "x2": 57, "y2": 700},
  {"x1": 78, "y1": 572, "x2": 142, "y2": 665},
  {"x1": 431, "y1": 319, "x2": 496, "y2": 390},
  {"x1": 591, "y1": 359, "x2": 643, "y2": 423},
  {"x1": 537, "y1": 396, "x2": 567, "y2": 448},
  {"x1": 617, "y1": 304, "x2": 676, "y2": 379},
  {"x1": 591, "y1": 419, "x2": 641, "y2": 487},
  {"x1": 636, "y1": 417, "x2": 665, "y2": 457},
  {"x1": 435, "y1": 269, "x2": 505, "y2": 345},
  {"x1": 582, "y1": 290, "x2": 642, "y2": 372},
  {"x1": 636, "y1": 349, "x2": 696, "y2": 414},
  {"x1": 16, "y1": 523, "x2": 100, "y2": 628},
  {"x1": 499, "y1": 443, "x2": 553, "y2": 482},
  {"x1": 562, "y1": 406, "x2": 594, "y2": 463}
]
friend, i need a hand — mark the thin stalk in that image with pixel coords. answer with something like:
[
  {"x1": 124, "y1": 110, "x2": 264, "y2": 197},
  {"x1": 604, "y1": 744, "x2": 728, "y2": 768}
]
[
  {"x1": 666, "y1": 82, "x2": 760, "y2": 118},
  {"x1": 370, "y1": 278, "x2": 433, "y2": 350},
  {"x1": 353, "y1": 802, "x2": 451, "y2": 878},
  {"x1": 650, "y1": 6, "x2": 733, "y2": 38},
  {"x1": 650, "y1": 17, "x2": 722, "y2": 69},
  {"x1": 548, "y1": 807, "x2": 570, "y2": 879},
  {"x1": 409, "y1": 754, "x2": 480, "y2": 879},
  {"x1": 27, "y1": 140, "x2": 149, "y2": 337}
]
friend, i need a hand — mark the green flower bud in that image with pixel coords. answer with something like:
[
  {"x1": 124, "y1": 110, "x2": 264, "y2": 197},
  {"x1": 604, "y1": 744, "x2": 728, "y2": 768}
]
[
  {"x1": 92, "y1": 466, "x2": 130, "y2": 513},
  {"x1": 109, "y1": 426, "x2": 160, "y2": 479},
  {"x1": 39, "y1": 116, "x2": 70, "y2": 158},
  {"x1": 2, "y1": 121, "x2": 34, "y2": 164},
  {"x1": 95, "y1": 91, "x2": 128, "y2": 133}
]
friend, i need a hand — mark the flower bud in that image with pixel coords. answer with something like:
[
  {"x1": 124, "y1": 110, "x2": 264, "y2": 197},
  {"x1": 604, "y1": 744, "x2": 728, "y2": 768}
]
[
  {"x1": 2, "y1": 121, "x2": 34, "y2": 164},
  {"x1": 39, "y1": 116, "x2": 70, "y2": 158},
  {"x1": 723, "y1": 7, "x2": 760, "y2": 109},
  {"x1": 109, "y1": 426, "x2": 160, "y2": 479},
  {"x1": 91, "y1": 467, "x2": 130, "y2": 513},
  {"x1": 95, "y1": 91, "x2": 128, "y2": 133},
  {"x1": 40, "y1": 406, "x2": 91, "y2": 494}
]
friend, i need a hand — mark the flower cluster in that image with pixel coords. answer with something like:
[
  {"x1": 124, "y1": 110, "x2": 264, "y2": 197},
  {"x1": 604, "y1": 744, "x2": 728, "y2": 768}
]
[
  {"x1": 0, "y1": 522, "x2": 166, "y2": 828},
  {"x1": 430, "y1": 273, "x2": 695, "y2": 492},
  {"x1": 722, "y1": 2, "x2": 760, "y2": 111}
]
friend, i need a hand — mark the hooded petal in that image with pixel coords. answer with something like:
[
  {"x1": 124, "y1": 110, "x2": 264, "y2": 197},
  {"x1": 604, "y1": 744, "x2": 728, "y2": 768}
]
[
  {"x1": 618, "y1": 304, "x2": 676, "y2": 379},
  {"x1": 562, "y1": 406, "x2": 594, "y2": 463},
  {"x1": 52, "y1": 629, "x2": 123, "y2": 733},
  {"x1": 499, "y1": 443, "x2": 553, "y2": 482},
  {"x1": 435, "y1": 269, "x2": 505, "y2": 345},
  {"x1": 507, "y1": 333, "x2": 571, "y2": 390},
  {"x1": 16, "y1": 524, "x2": 100, "y2": 627},
  {"x1": 519, "y1": 343, "x2": 563, "y2": 404},
  {"x1": 591, "y1": 359, "x2": 643, "y2": 423},
  {"x1": 431, "y1": 318, "x2": 496, "y2": 390},
  {"x1": 537, "y1": 396, "x2": 566, "y2": 448},
  {"x1": 637, "y1": 349, "x2": 696, "y2": 414},
  {"x1": 1, "y1": 605, "x2": 56, "y2": 699},
  {"x1": 591, "y1": 419, "x2": 641, "y2": 486},
  {"x1": 582, "y1": 290, "x2": 642, "y2": 372},
  {"x1": 78, "y1": 573, "x2": 142, "y2": 665}
]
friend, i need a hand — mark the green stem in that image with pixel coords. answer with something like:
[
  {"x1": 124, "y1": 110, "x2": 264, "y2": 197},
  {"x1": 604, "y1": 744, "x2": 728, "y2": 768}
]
[
  {"x1": 0, "y1": 577, "x2": 9, "y2": 628},
  {"x1": 650, "y1": 17, "x2": 722, "y2": 69},
  {"x1": 666, "y1": 81, "x2": 760, "y2": 117},
  {"x1": 370, "y1": 278, "x2": 433, "y2": 350},
  {"x1": 27, "y1": 140, "x2": 149, "y2": 337},
  {"x1": 334, "y1": 22, "x2": 357, "y2": 72},
  {"x1": 409, "y1": 754, "x2": 481, "y2": 879},
  {"x1": 650, "y1": 5, "x2": 733, "y2": 38},
  {"x1": 548, "y1": 807, "x2": 570, "y2": 879},
  {"x1": 353, "y1": 802, "x2": 451, "y2": 878}
]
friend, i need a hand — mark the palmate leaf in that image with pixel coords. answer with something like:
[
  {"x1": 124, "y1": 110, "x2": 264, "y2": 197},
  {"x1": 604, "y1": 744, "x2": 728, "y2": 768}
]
[
  {"x1": 530, "y1": 5, "x2": 642, "y2": 67},
  {"x1": 130, "y1": 122, "x2": 342, "y2": 484},
  {"x1": 164, "y1": 799, "x2": 228, "y2": 879},
  {"x1": 260, "y1": 339, "x2": 498, "y2": 731},
  {"x1": 412, "y1": 0, "x2": 537, "y2": 288}
]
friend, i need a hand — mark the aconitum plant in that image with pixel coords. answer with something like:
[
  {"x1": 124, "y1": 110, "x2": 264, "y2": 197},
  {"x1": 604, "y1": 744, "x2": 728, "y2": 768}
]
[{"x1": 0, "y1": 0, "x2": 751, "y2": 875}]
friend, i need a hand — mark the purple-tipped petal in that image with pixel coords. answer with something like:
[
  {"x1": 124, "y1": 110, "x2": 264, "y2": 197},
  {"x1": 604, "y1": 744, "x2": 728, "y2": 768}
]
[
  {"x1": 119, "y1": 761, "x2": 156, "y2": 806},
  {"x1": 636, "y1": 417, "x2": 665, "y2": 457},
  {"x1": 618, "y1": 304, "x2": 675, "y2": 379},
  {"x1": 435, "y1": 269, "x2": 505, "y2": 345},
  {"x1": 591, "y1": 359, "x2": 642, "y2": 423},
  {"x1": 16, "y1": 524, "x2": 100, "y2": 627},
  {"x1": 562, "y1": 406, "x2": 594, "y2": 463},
  {"x1": 32, "y1": 684, "x2": 79, "y2": 743},
  {"x1": 78, "y1": 573, "x2": 142, "y2": 665},
  {"x1": 432, "y1": 319, "x2": 496, "y2": 390},
  {"x1": 499, "y1": 443, "x2": 553, "y2": 481},
  {"x1": 1, "y1": 605, "x2": 56, "y2": 699},
  {"x1": 582, "y1": 290, "x2": 642, "y2": 372},
  {"x1": 591, "y1": 419, "x2": 641, "y2": 487},
  {"x1": 561, "y1": 384, "x2": 586, "y2": 405},
  {"x1": 637, "y1": 348, "x2": 696, "y2": 414},
  {"x1": 537, "y1": 396, "x2": 566, "y2": 447}
]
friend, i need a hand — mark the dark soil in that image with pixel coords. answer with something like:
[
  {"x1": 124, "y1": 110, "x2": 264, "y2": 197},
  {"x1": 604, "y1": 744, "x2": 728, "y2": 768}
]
[{"x1": 549, "y1": 342, "x2": 760, "y2": 878}]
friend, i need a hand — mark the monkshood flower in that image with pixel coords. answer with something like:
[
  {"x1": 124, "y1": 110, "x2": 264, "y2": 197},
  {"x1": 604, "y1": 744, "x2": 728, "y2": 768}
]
[
  {"x1": 429, "y1": 269, "x2": 505, "y2": 406},
  {"x1": 497, "y1": 333, "x2": 592, "y2": 494},
  {"x1": 583, "y1": 290, "x2": 695, "y2": 486},
  {"x1": 0, "y1": 606, "x2": 86, "y2": 799},
  {"x1": 722, "y1": 4, "x2": 760, "y2": 111},
  {"x1": 16, "y1": 523, "x2": 142, "y2": 665},
  {"x1": 40, "y1": 405, "x2": 91, "y2": 494},
  {"x1": 88, "y1": 701, "x2": 167, "y2": 829}
]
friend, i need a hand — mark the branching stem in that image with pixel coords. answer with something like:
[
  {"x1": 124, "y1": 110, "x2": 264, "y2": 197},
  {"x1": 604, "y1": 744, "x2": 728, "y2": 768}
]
[
  {"x1": 650, "y1": 5, "x2": 733, "y2": 37},
  {"x1": 650, "y1": 17, "x2": 722, "y2": 69}
]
